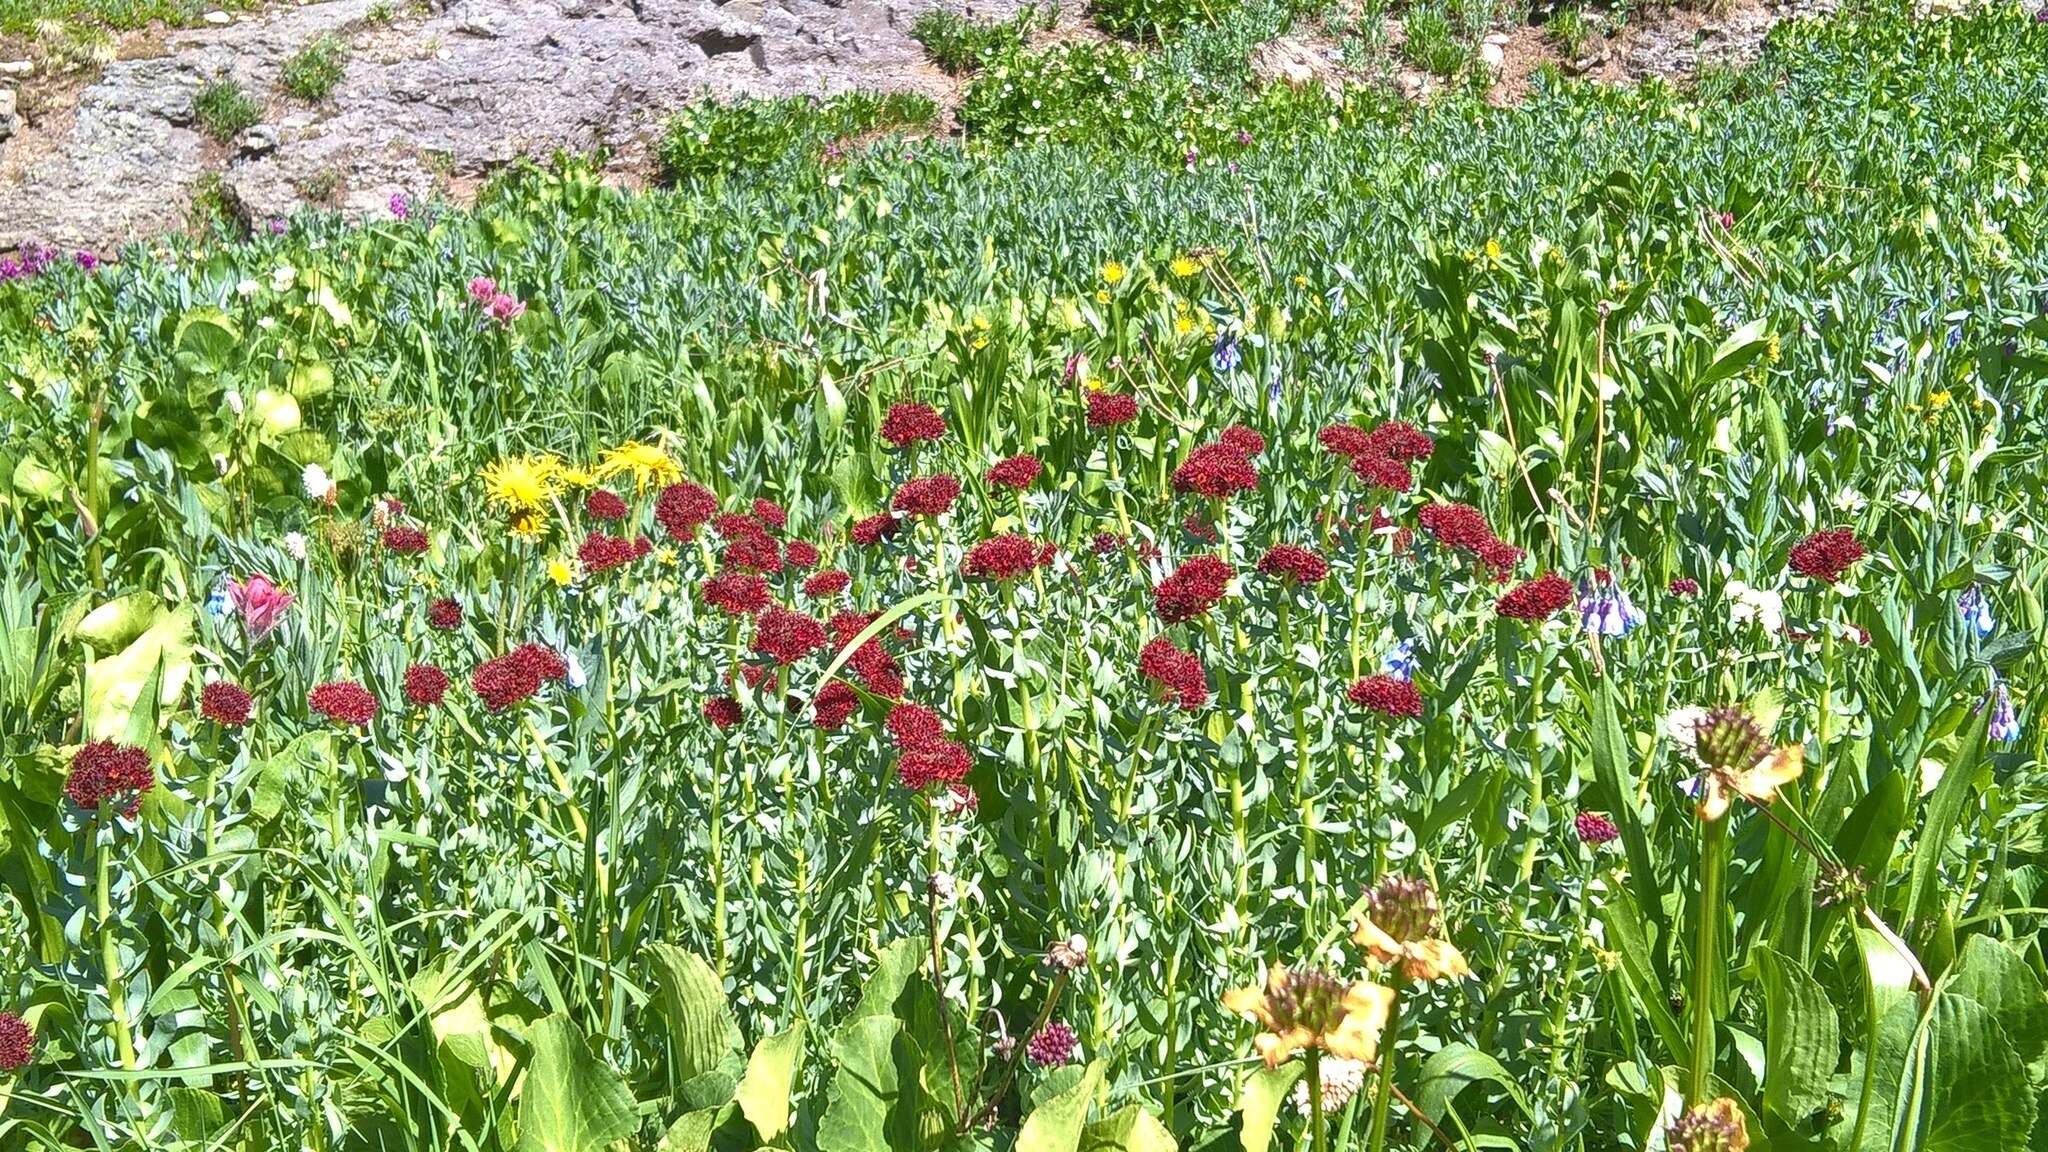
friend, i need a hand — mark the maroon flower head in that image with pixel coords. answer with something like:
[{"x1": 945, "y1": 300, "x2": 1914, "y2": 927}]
[
  {"x1": 887, "y1": 701, "x2": 949, "y2": 748},
  {"x1": 702, "y1": 571, "x2": 772, "y2": 616},
  {"x1": 1172, "y1": 443, "x2": 1260, "y2": 500},
  {"x1": 803, "y1": 569, "x2": 851, "y2": 598},
  {"x1": 881, "y1": 402, "x2": 947, "y2": 448},
  {"x1": 892, "y1": 475, "x2": 962, "y2": 518},
  {"x1": 1085, "y1": 392, "x2": 1138, "y2": 429},
  {"x1": 0, "y1": 1012, "x2": 33, "y2": 1072},
  {"x1": 579, "y1": 532, "x2": 653, "y2": 575},
  {"x1": 752, "y1": 606, "x2": 827, "y2": 666},
  {"x1": 1319, "y1": 424, "x2": 1374, "y2": 459},
  {"x1": 1027, "y1": 1022, "x2": 1078, "y2": 1067},
  {"x1": 404, "y1": 663, "x2": 451, "y2": 707},
  {"x1": 813, "y1": 680, "x2": 860, "y2": 730},
  {"x1": 986, "y1": 454, "x2": 1045, "y2": 491},
  {"x1": 309, "y1": 681, "x2": 379, "y2": 727},
  {"x1": 382, "y1": 525, "x2": 429, "y2": 555},
  {"x1": 963, "y1": 534, "x2": 1053, "y2": 582},
  {"x1": 427, "y1": 597, "x2": 464, "y2": 631},
  {"x1": 1256, "y1": 544, "x2": 1330, "y2": 585},
  {"x1": 1347, "y1": 675, "x2": 1423, "y2": 719},
  {"x1": 470, "y1": 644, "x2": 566, "y2": 712},
  {"x1": 897, "y1": 738, "x2": 971, "y2": 791},
  {"x1": 1788, "y1": 529, "x2": 1866, "y2": 584},
  {"x1": 1365, "y1": 421, "x2": 1435, "y2": 463},
  {"x1": 1574, "y1": 811, "x2": 1620, "y2": 844},
  {"x1": 66, "y1": 741, "x2": 154, "y2": 814},
  {"x1": 784, "y1": 539, "x2": 820, "y2": 568},
  {"x1": 752, "y1": 498, "x2": 789, "y2": 530},
  {"x1": 584, "y1": 489, "x2": 629, "y2": 522},
  {"x1": 1349, "y1": 452, "x2": 1414, "y2": 493},
  {"x1": 1218, "y1": 425, "x2": 1267, "y2": 456},
  {"x1": 1669, "y1": 577, "x2": 1701, "y2": 598},
  {"x1": 654, "y1": 481, "x2": 718, "y2": 542},
  {"x1": 1138, "y1": 636, "x2": 1208, "y2": 710},
  {"x1": 703, "y1": 696, "x2": 743, "y2": 729},
  {"x1": 201, "y1": 681, "x2": 254, "y2": 727},
  {"x1": 1153, "y1": 556, "x2": 1233, "y2": 624},
  {"x1": 1497, "y1": 572, "x2": 1575, "y2": 621},
  {"x1": 851, "y1": 513, "x2": 899, "y2": 547}
]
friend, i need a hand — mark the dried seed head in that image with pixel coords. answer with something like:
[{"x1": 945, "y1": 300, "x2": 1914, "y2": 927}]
[
  {"x1": 1692, "y1": 707, "x2": 1769, "y2": 776},
  {"x1": 1267, "y1": 967, "x2": 1351, "y2": 1035},
  {"x1": 1363, "y1": 876, "x2": 1441, "y2": 944},
  {"x1": 1665, "y1": 1098, "x2": 1749, "y2": 1152}
]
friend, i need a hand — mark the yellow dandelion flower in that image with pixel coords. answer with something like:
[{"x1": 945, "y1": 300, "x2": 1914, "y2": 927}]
[
  {"x1": 507, "y1": 507, "x2": 549, "y2": 539},
  {"x1": 593, "y1": 440, "x2": 681, "y2": 491},
  {"x1": 656, "y1": 546, "x2": 680, "y2": 568},
  {"x1": 482, "y1": 454, "x2": 564, "y2": 512},
  {"x1": 1170, "y1": 255, "x2": 1200, "y2": 278},
  {"x1": 1094, "y1": 290, "x2": 1111, "y2": 304},
  {"x1": 972, "y1": 335, "x2": 990, "y2": 350},
  {"x1": 548, "y1": 558, "x2": 575, "y2": 587},
  {"x1": 1100, "y1": 261, "x2": 1127, "y2": 285},
  {"x1": 1222, "y1": 966, "x2": 1394, "y2": 1069},
  {"x1": 1292, "y1": 274, "x2": 1308, "y2": 287},
  {"x1": 1175, "y1": 315, "x2": 1195, "y2": 335},
  {"x1": 1928, "y1": 390, "x2": 1952, "y2": 409},
  {"x1": 1484, "y1": 238, "x2": 1503, "y2": 262}
]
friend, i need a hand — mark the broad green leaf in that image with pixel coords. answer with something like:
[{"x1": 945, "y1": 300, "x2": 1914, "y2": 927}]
[
  {"x1": 657, "y1": 1103, "x2": 735, "y2": 1152},
  {"x1": 84, "y1": 605, "x2": 194, "y2": 741},
  {"x1": 1080, "y1": 1103, "x2": 1177, "y2": 1152},
  {"x1": 648, "y1": 943, "x2": 742, "y2": 1083},
  {"x1": 736, "y1": 1022, "x2": 804, "y2": 1143},
  {"x1": 1591, "y1": 683, "x2": 1664, "y2": 942},
  {"x1": 173, "y1": 308, "x2": 242, "y2": 376},
  {"x1": 515, "y1": 1014, "x2": 638, "y2": 1152},
  {"x1": 1599, "y1": 885, "x2": 1690, "y2": 1069},
  {"x1": 818, "y1": 1015, "x2": 916, "y2": 1152},
  {"x1": 1756, "y1": 947, "x2": 1839, "y2": 1123},
  {"x1": 1018, "y1": 1059, "x2": 1104, "y2": 1152},
  {"x1": 850, "y1": 937, "x2": 927, "y2": 1021},
  {"x1": 1235, "y1": 1063, "x2": 1302, "y2": 1152},
  {"x1": 75, "y1": 592, "x2": 160, "y2": 653},
  {"x1": 1414, "y1": 1043, "x2": 1530, "y2": 1122},
  {"x1": 1906, "y1": 706, "x2": 1991, "y2": 931},
  {"x1": 1947, "y1": 935, "x2": 2048, "y2": 1066},
  {"x1": 1924, "y1": 994, "x2": 2037, "y2": 1150}
]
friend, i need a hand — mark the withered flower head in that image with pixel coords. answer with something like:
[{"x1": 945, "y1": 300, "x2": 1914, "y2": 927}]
[
  {"x1": 1222, "y1": 965, "x2": 1395, "y2": 1069},
  {"x1": 1353, "y1": 877, "x2": 1471, "y2": 983},
  {"x1": 1665, "y1": 1098, "x2": 1749, "y2": 1152}
]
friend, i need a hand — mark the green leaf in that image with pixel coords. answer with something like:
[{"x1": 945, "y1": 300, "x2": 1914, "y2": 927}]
[
  {"x1": 657, "y1": 1104, "x2": 736, "y2": 1152},
  {"x1": 735, "y1": 1022, "x2": 805, "y2": 1142},
  {"x1": 173, "y1": 308, "x2": 242, "y2": 376},
  {"x1": 1414, "y1": 1044, "x2": 1530, "y2": 1123},
  {"x1": 83, "y1": 604, "x2": 194, "y2": 742},
  {"x1": 1018, "y1": 1059, "x2": 1104, "y2": 1152},
  {"x1": 1234, "y1": 1063, "x2": 1302, "y2": 1152},
  {"x1": 648, "y1": 943, "x2": 742, "y2": 1083},
  {"x1": 515, "y1": 1014, "x2": 639, "y2": 1152},
  {"x1": 1924, "y1": 994, "x2": 2037, "y2": 1150},
  {"x1": 818, "y1": 1015, "x2": 917, "y2": 1152},
  {"x1": 1599, "y1": 884, "x2": 1690, "y2": 1069},
  {"x1": 851, "y1": 937, "x2": 927, "y2": 1021},
  {"x1": 1591, "y1": 683, "x2": 1665, "y2": 944},
  {"x1": 1756, "y1": 947, "x2": 1840, "y2": 1123},
  {"x1": 1948, "y1": 935, "x2": 2048, "y2": 1066},
  {"x1": 1906, "y1": 706, "x2": 1992, "y2": 931},
  {"x1": 1081, "y1": 1103, "x2": 1177, "y2": 1152}
]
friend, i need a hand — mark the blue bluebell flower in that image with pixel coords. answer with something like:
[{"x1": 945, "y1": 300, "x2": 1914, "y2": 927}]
[
  {"x1": 1211, "y1": 332, "x2": 1241, "y2": 374},
  {"x1": 1989, "y1": 680, "x2": 2021, "y2": 745},
  {"x1": 1958, "y1": 584, "x2": 1994, "y2": 638},
  {"x1": 1578, "y1": 573, "x2": 1645, "y2": 637},
  {"x1": 205, "y1": 584, "x2": 232, "y2": 619},
  {"x1": 1382, "y1": 639, "x2": 1417, "y2": 682}
]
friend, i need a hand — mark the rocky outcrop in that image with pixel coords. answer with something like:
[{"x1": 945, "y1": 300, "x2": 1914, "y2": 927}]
[{"x1": 0, "y1": 0, "x2": 1003, "y2": 248}]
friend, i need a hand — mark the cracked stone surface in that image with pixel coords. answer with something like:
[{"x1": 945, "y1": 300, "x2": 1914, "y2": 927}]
[{"x1": 0, "y1": 0, "x2": 1005, "y2": 248}]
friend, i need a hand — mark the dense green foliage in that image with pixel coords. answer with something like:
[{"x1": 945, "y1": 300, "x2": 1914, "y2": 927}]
[{"x1": 2, "y1": 6, "x2": 2048, "y2": 1151}]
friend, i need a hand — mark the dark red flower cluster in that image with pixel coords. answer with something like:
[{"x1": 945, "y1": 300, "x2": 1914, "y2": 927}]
[
  {"x1": 803, "y1": 569, "x2": 851, "y2": 598},
  {"x1": 201, "y1": 681, "x2": 253, "y2": 727},
  {"x1": 1256, "y1": 544, "x2": 1330, "y2": 585},
  {"x1": 578, "y1": 532, "x2": 652, "y2": 575},
  {"x1": 1496, "y1": 572, "x2": 1575, "y2": 621},
  {"x1": 752, "y1": 498, "x2": 788, "y2": 529},
  {"x1": 1347, "y1": 675, "x2": 1423, "y2": 719},
  {"x1": 1349, "y1": 453, "x2": 1415, "y2": 493},
  {"x1": 851, "y1": 513, "x2": 899, "y2": 547},
  {"x1": 885, "y1": 701, "x2": 971, "y2": 791},
  {"x1": 1669, "y1": 577, "x2": 1700, "y2": 597},
  {"x1": 833, "y1": 610, "x2": 905, "y2": 697},
  {"x1": 66, "y1": 740, "x2": 153, "y2": 813},
  {"x1": 752, "y1": 606, "x2": 827, "y2": 666},
  {"x1": 1417, "y1": 503, "x2": 1524, "y2": 578},
  {"x1": 0, "y1": 1011, "x2": 33, "y2": 1071},
  {"x1": 1574, "y1": 811, "x2": 1620, "y2": 844},
  {"x1": 892, "y1": 475, "x2": 962, "y2": 518},
  {"x1": 1365, "y1": 421, "x2": 1434, "y2": 462},
  {"x1": 471, "y1": 643, "x2": 568, "y2": 712},
  {"x1": 1322, "y1": 421, "x2": 1434, "y2": 494},
  {"x1": 655, "y1": 481, "x2": 718, "y2": 542},
  {"x1": 703, "y1": 696, "x2": 743, "y2": 729},
  {"x1": 963, "y1": 534, "x2": 1054, "y2": 582},
  {"x1": 584, "y1": 489, "x2": 628, "y2": 521},
  {"x1": 404, "y1": 663, "x2": 450, "y2": 707},
  {"x1": 986, "y1": 454, "x2": 1045, "y2": 491},
  {"x1": 310, "y1": 680, "x2": 379, "y2": 727},
  {"x1": 382, "y1": 525, "x2": 429, "y2": 555},
  {"x1": 813, "y1": 680, "x2": 860, "y2": 730},
  {"x1": 1138, "y1": 636, "x2": 1208, "y2": 710},
  {"x1": 702, "y1": 572, "x2": 771, "y2": 616},
  {"x1": 1085, "y1": 392, "x2": 1138, "y2": 428},
  {"x1": 1788, "y1": 529, "x2": 1866, "y2": 584},
  {"x1": 1154, "y1": 556, "x2": 1233, "y2": 624},
  {"x1": 1172, "y1": 442, "x2": 1260, "y2": 500},
  {"x1": 1219, "y1": 425, "x2": 1267, "y2": 456},
  {"x1": 427, "y1": 597, "x2": 463, "y2": 631},
  {"x1": 882, "y1": 402, "x2": 947, "y2": 447},
  {"x1": 1182, "y1": 512, "x2": 1218, "y2": 543},
  {"x1": 784, "y1": 540, "x2": 820, "y2": 568},
  {"x1": 715, "y1": 514, "x2": 783, "y2": 573},
  {"x1": 886, "y1": 701, "x2": 947, "y2": 746},
  {"x1": 1091, "y1": 532, "x2": 1124, "y2": 556}
]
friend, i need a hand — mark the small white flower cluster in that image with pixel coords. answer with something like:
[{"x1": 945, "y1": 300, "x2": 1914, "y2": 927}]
[{"x1": 1291, "y1": 1057, "x2": 1368, "y2": 1117}]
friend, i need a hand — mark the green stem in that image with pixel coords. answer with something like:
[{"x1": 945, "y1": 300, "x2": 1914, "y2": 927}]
[
  {"x1": 1307, "y1": 1048, "x2": 1328, "y2": 1152},
  {"x1": 97, "y1": 822, "x2": 139, "y2": 1078},
  {"x1": 1517, "y1": 649, "x2": 1546, "y2": 887},
  {"x1": 1690, "y1": 816, "x2": 1728, "y2": 1104},
  {"x1": 1366, "y1": 984, "x2": 1405, "y2": 1152}
]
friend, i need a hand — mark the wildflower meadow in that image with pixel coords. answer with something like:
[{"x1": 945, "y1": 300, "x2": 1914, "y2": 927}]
[{"x1": 2, "y1": 6, "x2": 2048, "y2": 1150}]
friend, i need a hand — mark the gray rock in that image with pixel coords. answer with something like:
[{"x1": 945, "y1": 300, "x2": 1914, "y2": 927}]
[
  {"x1": 0, "y1": 60, "x2": 32, "y2": 77},
  {"x1": 0, "y1": 88, "x2": 15, "y2": 144},
  {"x1": 0, "y1": 0, "x2": 1000, "y2": 247},
  {"x1": 239, "y1": 123, "x2": 279, "y2": 155}
]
